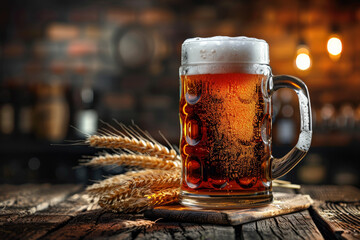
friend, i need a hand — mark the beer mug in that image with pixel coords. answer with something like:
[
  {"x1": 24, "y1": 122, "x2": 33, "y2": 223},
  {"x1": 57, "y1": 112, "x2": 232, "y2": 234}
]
[{"x1": 179, "y1": 36, "x2": 312, "y2": 208}]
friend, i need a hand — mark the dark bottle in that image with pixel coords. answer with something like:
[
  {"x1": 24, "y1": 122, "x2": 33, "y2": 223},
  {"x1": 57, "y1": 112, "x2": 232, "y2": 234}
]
[{"x1": 34, "y1": 79, "x2": 69, "y2": 142}]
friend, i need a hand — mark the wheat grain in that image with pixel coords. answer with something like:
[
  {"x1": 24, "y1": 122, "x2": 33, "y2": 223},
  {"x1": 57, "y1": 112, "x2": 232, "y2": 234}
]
[
  {"x1": 86, "y1": 135, "x2": 179, "y2": 161},
  {"x1": 146, "y1": 187, "x2": 179, "y2": 206},
  {"x1": 87, "y1": 169, "x2": 180, "y2": 197},
  {"x1": 99, "y1": 187, "x2": 179, "y2": 213},
  {"x1": 82, "y1": 122, "x2": 182, "y2": 213},
  {"x1": 86, "y1": 169, "x2": 156, "y2": 194},
  {"x1": 119, "y1": 219, "x2": 155, "y2": 230},
  {"x1": 102, "y1": 172, "x2": 180, "y2": 200},
  {"x1": 99, "y1": 195, "x2": 148, "y2": 213},
  {"x1": 83, "y1": 153, "x2": 181, "y2": 170}
]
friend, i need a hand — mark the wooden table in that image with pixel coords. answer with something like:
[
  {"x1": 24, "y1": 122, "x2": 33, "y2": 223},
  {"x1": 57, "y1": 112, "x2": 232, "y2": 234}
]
[{"x1": 0, "y1": 184, "x2": 359, "y2": 240}]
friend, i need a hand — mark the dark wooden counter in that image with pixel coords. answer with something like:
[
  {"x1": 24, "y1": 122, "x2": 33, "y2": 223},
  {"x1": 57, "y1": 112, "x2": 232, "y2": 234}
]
[{"x1": 0, "y1": 184, "x2": 359, "y2": 239}]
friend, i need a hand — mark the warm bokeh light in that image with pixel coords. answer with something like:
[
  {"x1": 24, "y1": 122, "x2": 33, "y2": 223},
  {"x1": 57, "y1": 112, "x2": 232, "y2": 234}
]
[
  {"x1": 327, "y1": 36, "x2": 342, "y2": 56},
  {"x1": 295, "y1": 47, "x2": 311, "y2": 71},
  {"x1": 296, "y1": 53, "x2": 311, "y2": 70}
]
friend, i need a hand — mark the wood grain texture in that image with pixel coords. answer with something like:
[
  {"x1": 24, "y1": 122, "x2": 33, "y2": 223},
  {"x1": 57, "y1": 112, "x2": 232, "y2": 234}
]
[
  {"x1": 82, "y1": 212, "x2": 155, "y2": 240},
  {"x1": 40, "y1": 205, "x2": 157, "y2": 239},
  {"x1": 41, "y1": 210, "x2": 235, "y2": 240},
  {"x1": 0, "y1": 192, "x2": 99, "y2": 240},
  {"x1": 310, "y1": 201, "x2": 360, "y2": 240},
  {"x1": 1, "y1": 184, "x2": 359, "y2": 240},
  {"x1": 145, "y1": 192, "x2": 313, "y2": 225},
  {"x1": 0, "y1": 184, "x2": 82, "y2": 225},
  {"x1": 40, "y1": 209, "x2": 105, "y2": 239},
  {"x1": 242, "y1": 210, "x2": 324, "y2": 240},
  {"x1": 301, "y1": 185, "x2": 360, "y2": 240},
  {"x1": 132, "y1": 222, "x2": 235, "y2": 240},
  {"x1": 299, "y1": 185, "x2": 360, "y2": 202},
  {"x1": 0, "y1": 184, "x2": 41, "y2": 202}
]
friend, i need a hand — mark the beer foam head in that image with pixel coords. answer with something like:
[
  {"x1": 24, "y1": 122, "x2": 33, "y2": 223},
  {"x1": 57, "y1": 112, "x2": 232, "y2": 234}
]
[{"x1": 181, "y1": 36, "x2": 269, "y2": 65}]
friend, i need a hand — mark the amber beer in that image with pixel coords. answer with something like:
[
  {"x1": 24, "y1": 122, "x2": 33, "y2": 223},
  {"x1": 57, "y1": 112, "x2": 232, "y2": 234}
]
[
  {"x1": 179, "y1": 36, "x2": 312, "y2": 209},
  {"x1": 180, "y1": 72, "x2": 271, "y2": 195}
]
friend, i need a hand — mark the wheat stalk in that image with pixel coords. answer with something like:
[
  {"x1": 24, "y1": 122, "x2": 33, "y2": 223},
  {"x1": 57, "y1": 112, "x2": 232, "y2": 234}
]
[
  {"x1": 87, "y1": 169, "x2": 180, "y2": 197},
  {"x1": 102, "y1": 171, "x2": 180, "y2": 199},
  {"x1": 85, "y1": 121, "x2": 180, "y2": 162},
  {"x1": 118, "y1": 219, "x2": 156, "y2": 230},
  {"x1": 86, "y1": 135, "x2": 179, "y2": 161},
  {"x1": 86, "y1": 169, "x2": 156, "y2": 195},
  {"x1": 99, "y1": 187, "x2": 179, "y2": 213},
  {"x1": 82, "y1": 122, "x2": 182, "y2": 212},
  {"x1": 82, "y1": 153, "x2": 181, "y2": 170}
]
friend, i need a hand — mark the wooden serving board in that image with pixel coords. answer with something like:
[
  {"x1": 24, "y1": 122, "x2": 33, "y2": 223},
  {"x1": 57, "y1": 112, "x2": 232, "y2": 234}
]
[{"x1": 144, "y1": 192, "x2": 313, "y2": 225}]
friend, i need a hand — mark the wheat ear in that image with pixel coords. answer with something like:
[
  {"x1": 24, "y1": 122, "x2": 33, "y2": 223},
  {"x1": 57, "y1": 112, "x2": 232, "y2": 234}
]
[
  {"x1": 86, "y1": 122, "x2": 179, "y2": 160},
  {"x1": 86, "y1": 135, "x2": 179, "y2": 161},
  {"x1": 82, "y1": 153, "x2": 181, "y2": 170},
  {"x1": 101, "y1": 170, "x2": 180, "y2": 199},
  {"x1": 87, "y1": 169, "x2": 180, "y2": 197},
  {"x1": 99, "y1": 187, "x2": 179, "y2": 213},
  {"x1": 86, "y1": 169, "x2": 156, "y2": 195},
  {"x1": 85, "y1": 169, "x2": 153, "y2": 195},
  {"x1": 118, "y1": 219, "x2": 155, "y2": 230}
]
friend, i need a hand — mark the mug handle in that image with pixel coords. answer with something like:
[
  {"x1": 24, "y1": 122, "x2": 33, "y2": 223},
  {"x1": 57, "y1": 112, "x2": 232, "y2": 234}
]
[{"x1": 267, "y1": 75, "x2": 312, "y2": 179}]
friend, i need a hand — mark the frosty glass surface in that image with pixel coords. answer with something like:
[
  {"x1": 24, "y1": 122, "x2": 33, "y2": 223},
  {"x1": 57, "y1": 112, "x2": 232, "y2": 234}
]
[{"x1": 179, "y1": 36, "x2": 312, "y2": 209}]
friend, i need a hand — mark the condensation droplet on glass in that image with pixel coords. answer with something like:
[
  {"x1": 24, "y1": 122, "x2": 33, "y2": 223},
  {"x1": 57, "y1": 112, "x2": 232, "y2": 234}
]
[
  {"x1": 210, "y1": 178, "x2": 227, "y2": 189},
  {"x1": 209, "y1": 162, "x2": 228, "y2": 189},
  {"x1": 262, "y1": 180, "x2": 271, "y2": 188},
  {"x1": 261, "y1": 114, "x2": 271, "y2": 144},
  {"x1": 185, "y1": 157, "x2": 202, "y2": 188},
  {"x1": 296, "y1": 131, "x2": 312, "y2": 151},
  {"x1": 236, "y1": 176, "x2": 257, "y2": 188},
  {"x1": 185, "y1": 77, "x2": 201, "y2": 104},
  {"x1": 185, "y1": 115, "x2": 202, "y2": 146},
  {"x1": 298, "y1": 92, "x2": 310, "y2": 130}
]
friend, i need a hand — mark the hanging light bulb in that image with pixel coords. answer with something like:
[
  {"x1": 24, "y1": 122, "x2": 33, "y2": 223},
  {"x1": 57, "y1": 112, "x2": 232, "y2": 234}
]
[
  {"x1": 327, "y1": 35, "x2": 342, "y2": 60},
  {"x1": 295, "y1": 45, "x2": 311, "y2": 71}
]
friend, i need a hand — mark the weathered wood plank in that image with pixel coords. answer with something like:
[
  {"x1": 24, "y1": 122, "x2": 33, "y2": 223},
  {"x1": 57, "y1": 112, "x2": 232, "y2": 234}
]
[
  {"x1": 131, "y1": 222, "x2": 235, "y2": 240},
  {"x1": 0, "y1": 184, "x2": 35, "y2": 200},
  {"x1": 300, "y1": 185, "x2": 360, "y2": 240},
  {"x1": 0, "y1": 184, "x2": 82, "y2": 224},
  {"x1": 309, "y1": 201, "x2": 360, "y2": 240},
  {"x1": 299, "y1": 185, "x2": 360, "y2": 202},
  {"x1": 0, "y1": 184, "x2": 51, "y2": 204},
  {"x1": 41, "y1": 209, "x2": 235, "y2": 240},
  {"x1": 39, "y1": 209, "x2": 105, "y2": 239},
  {"x1": 242, "y1": 210, "x2": 324, "y2": 240},
  {"x1": 145, "y1": 192, "x2": 312, "y2": 225},
  {"x1": 2, "y1": 184, "x2": 358, "y2": 240},
  {"x1": 0, "y1": 192, "x2": 97, "y2": 240},
  {"x1": 82, "y1": 212, "x2": 156, "y2": 240},
  {"x1": 41, "y1": 210, "x2": 159, "y2": 240}
]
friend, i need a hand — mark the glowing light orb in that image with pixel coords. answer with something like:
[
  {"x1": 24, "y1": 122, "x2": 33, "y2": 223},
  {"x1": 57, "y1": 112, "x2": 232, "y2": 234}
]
[
  {"x1": 296, "y1": 52, "x2": 311, "y2": 71},
  {"x1": 327, "y1": 37, "x2": 342, "y2": 56}
]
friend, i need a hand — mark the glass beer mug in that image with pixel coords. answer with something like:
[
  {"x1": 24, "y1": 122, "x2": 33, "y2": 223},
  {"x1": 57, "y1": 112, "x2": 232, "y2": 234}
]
[{"x1": 179, "y1": 36, "x2": 312, "y2": 208}]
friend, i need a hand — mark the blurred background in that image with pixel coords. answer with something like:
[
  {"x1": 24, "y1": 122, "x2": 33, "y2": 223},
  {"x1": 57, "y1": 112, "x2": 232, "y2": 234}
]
[{"x1": 0, "y1": 0, "x2": 359, "y2": 186}]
